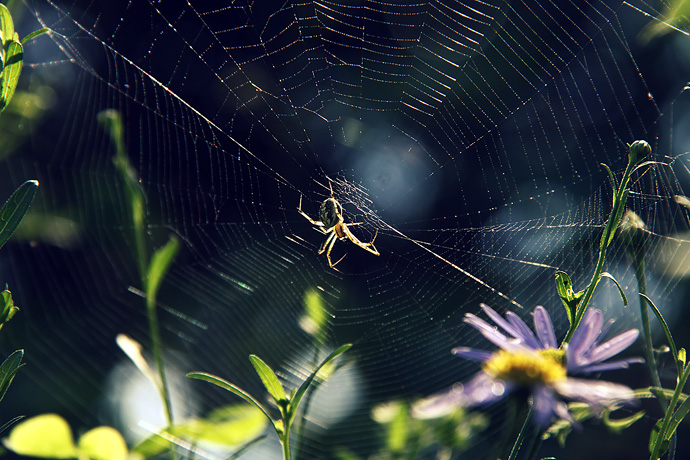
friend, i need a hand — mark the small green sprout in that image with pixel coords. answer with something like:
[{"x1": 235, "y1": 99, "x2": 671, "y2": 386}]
[
  {"x1": 0, "y1": 288, "x2": 18, "y2": 330},
  {"x1": 188, "y1": 343, "x2": 352, "y2": 460}
]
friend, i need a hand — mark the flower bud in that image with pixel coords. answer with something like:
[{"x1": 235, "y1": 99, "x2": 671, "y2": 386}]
[
  {"x1": 619, "y1": 210, "x2": 648, "y2": 261},
  {"x1": 629, "y1": 140, "x2": 652, "y2": 165}
]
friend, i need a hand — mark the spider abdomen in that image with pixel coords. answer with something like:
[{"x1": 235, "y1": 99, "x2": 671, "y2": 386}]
[{"x1": 320, "y1": 198, "x2": 342, "y2": 228}]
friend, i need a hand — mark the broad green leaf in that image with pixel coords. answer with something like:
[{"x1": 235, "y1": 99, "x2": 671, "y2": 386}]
[
  {"x1": 187, "y1": 372, "x2": 274, "y2": 424},
  {"x1": 249, "y1": 354, "x2": 287, "y2": 404},
  {"x1": 20, "y1": 28, "x2": 49, "y2": 46},
  {"x1": 5, "y1": 414, "x2": 77, "y2": 458},
  {"x1": 0, "y1": 5, "x2": 14, "y2": 49},
  {"x1": 291, "y1": 343, "x2": 352, "y2": 417},
  {"x1": 0, "y1": 180, "x2": 38, "y2": 250},
  {"x1": 78, "y1": 427, "x2": 128, "y2": 460},
  {"x1": 0, "y1": 349, "x2": 23, "y2": 402},
  {"x1": 554, "y1": 271, "x2": 582, "y2": 325},
  {"x1": 601, "y1": 272, "x2": 628, "y2": 306},
  {"x1": 0, "y1": 288, "x2": 18, "y2": 330},
  {"x1": 0, "y1": 40, "x2": 22, "y2": 113},
  {"x1": 145, "y1": 236, "x2": 179, "y2": 307}
]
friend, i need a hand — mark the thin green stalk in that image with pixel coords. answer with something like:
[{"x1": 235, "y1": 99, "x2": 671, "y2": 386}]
[
  {"x1": 280, "y1": 403, "x2": 293, "y2": 460},
  {"x1": 507, "y1": 405, "x2": 534, "y2": 460},
  {"x1": 650, "y1": 364, "x2": 690, "y2": 460},
  {"x1": 146, "y1": 294, "x2": 174, "y2": 426},
  {"x1": 635, "y1": 259, "x2": 666, "y2": 409},
  {"x1": 293, "y1": 346, "x2": 321, "y2": 460},
  {"x1": 563, "y1": 159, "x2": 637, "y2": 344}
]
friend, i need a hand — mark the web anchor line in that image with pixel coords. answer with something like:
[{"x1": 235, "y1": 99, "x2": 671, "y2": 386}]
[{"x1": 383, "y1": 223, "x2": 524, "y2": 310}]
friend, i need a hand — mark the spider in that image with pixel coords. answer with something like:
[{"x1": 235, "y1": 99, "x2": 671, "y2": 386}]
[{"x1": 298, "y1": 183, "x2": 379, "y2": 268}]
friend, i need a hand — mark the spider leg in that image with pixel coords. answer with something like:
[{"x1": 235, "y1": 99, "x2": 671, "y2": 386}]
[
  {"x1": 341, "y1": 225, "x2": 380, "y2": 256},
  {"x1": 298, "y1": 194, "x2": 326, "y2": 228},
  {"x1": 318, "y1": 230, "x2": 336, "y2": 255}
]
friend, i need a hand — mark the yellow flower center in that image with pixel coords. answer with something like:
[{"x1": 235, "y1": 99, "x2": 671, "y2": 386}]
[{"x1": 482, "y1": 348, "x2": 566, "y2": 386}]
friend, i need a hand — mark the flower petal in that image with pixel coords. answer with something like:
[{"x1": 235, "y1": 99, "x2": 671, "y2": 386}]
[
  {"x1": 452, "y1": 346, "x2": 492, "y2": 362},
  {"x1": 554, "y1": 378, "x2": 635, "y2": 406},
  {"x1": 567, "y1": 309, "x2": 603, "y2": 365},
  {"x1": 533, "y1": 306, "x2": 557, "y2": 349},
  {"x1": 577, "y1": 357, "x2": 644, "y2": 373},
  {"x1": 588, "y1": 329, "x2": 640, "y2": 364},
  {"x1": 505, "y1": 311, "x2": 541, "y2": 349},
  {"x1": 532, "y1": 385, "x2": 558, "y2": 426},
  {"x1": 464, "y1": 313, "x2": 515, "y2": 350},
  {"x1": 480, "y1": 304, "x2": 521, "y2": 339},
  {"x1": 412, "y1": 372, "x2": 509, "y2": 419}
]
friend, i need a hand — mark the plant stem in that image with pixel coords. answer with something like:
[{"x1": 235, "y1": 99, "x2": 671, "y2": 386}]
[
  {"x1": 563, "y1": 160, "x2": 635, "y2": 344},
  {"x1": 650, "y1": 364, "x2": 690, "y2": 460},
  {"x1": 507, "y1": 405, "x2": 534, "y2": 460},
  {"x1": 146, "y1": 294, "x2": 174, "y2": 426},
  {"x1": 635, "y1": 259, "x2": 666, "y2": 409}
]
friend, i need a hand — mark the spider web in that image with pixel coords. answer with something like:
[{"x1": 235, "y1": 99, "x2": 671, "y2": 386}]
[{"x1": 2, "y1": 0, "x2": 690, "y2": 458}]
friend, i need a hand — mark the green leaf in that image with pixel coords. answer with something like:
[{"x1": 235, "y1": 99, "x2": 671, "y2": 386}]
[
  {"x1": 249, "y1": 354, "x2": 287, "y2": 404},
  {"x1": 0, "y1": 288, "x2": 18, "y2": 330},
  {"x1": 98, "y1": 109, "x2": 148, "y2": 277},
  {"x1": 300, "y1": 288, "x2": 328, "y2": 338},
  {"x1": 0, "y1": 415, "x2": 22, "y2": 436},
  {"x1": 187, "y1": 372, "x2": 274, "y2": 424},
  {"x1": 290, "y1": 343, "x2": 352, "y2": 419},
  {"x1": 600, "y1": 162, "x2": 617, "y2": 194},
  {"x1": 680, "y1": 348, "x2": 687, "y2": 368},
  {"x1": 649, "y1": 418, "x2": 668, "y2": 456},
  {"x1": 603, "y1": 409, "x2": 644, "y2": 433},
  {"x1": 601, "y1": 272, "x2": 628, "y2": 306},
  {"x1": 145, "y1": 236, "x2": 179, "y2": 307},
  {"x1": 78, "y1": 426, "x2": 128, "y2": 460},
  {"x1": 171, "y1": 405, "x2": 267, "y2": 445},
  {"x1": 555, "y1": 271, "x2": 583, "y2": 325},
  {"x1": 5, "y1": 414, "x2": 77, "y2": 458},
  {"x1": 0, "y1": 5, "x2": 15, "y2": 49},
  {"x1": 387, "y1": 402, "x2": 409, "y2": 453},
  {"x1": 0, "y1": 40, "x2": 22, "y2": 113},
  {"x1": 640, "y1": 294, "x2": 681, "y2": 377},
  {"x1": 0, "y1": 349, "x2": 23, "y2": 402},
  {"x1": 663, "y1": 392, "x2": 690, "y2": 446},
  {"x1": 0, "y1": 180, "x2": 38, "y2": 251},
  {"x1": 20, "y1": 28, "x2": 49, "y2": 46}
]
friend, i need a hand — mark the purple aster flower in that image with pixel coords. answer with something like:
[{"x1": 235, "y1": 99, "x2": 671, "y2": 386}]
[{"x1": 414, "y1": 304, "x2": 642, "y2": 426}]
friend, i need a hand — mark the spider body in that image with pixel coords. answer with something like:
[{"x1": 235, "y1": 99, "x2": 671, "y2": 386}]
[{"x1": 299, "y1": 185, "x2": 379, "y2": 268}]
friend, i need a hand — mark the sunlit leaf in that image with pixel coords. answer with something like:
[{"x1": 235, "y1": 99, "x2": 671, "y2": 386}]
[
  {"x1": 601, "y1": 272, "x2": 628, "y2": 307},
  {"x1": 146, "y1": 236, "x2": 180, "y2": 307},
  {"x1": 187, "y1": 372, "x2": 274, "y2": 424},
  {"x1": 555, "y1": 271, "x2": 582, "y2": 325},
  {"x1": 300, "y1": 288, "x2": 328, "y2": 338},
  {"x1": 0, "y1": 5, "x2": 15, "y2": 49},
  {"x1": 0, "y1": 180, "x2": 38, "y2": 251},
  {"x1": 173, "y1": 405, "x2": 267, "y2": 445},
  {"x1": 0, "y1": 288, "x2": 18, "y2": 330},
  {"x1": 0, "y1": 349, "x2": 23, "y2": 402},
  {"x1": 291, "y1": 344, "x2": 352, "y2": 418},
  {"x1": 78, "y1": 427, "x2": 128, "y2": 460},
  {"x1": 0, "y1": 40, "x2": 22, "y2": 113},
  {"x1": 603, "y1": 409, "x2": 644, "y2": 433},
  {"x1": 20, "y1": 28, "x2": 49, "y2": 46},
  {"x1": 4, "y1": 414, "x2": 77, "y2": 458},
  {"x1": 249, "y1": 354, "x2": 287, "y2": 404}
]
